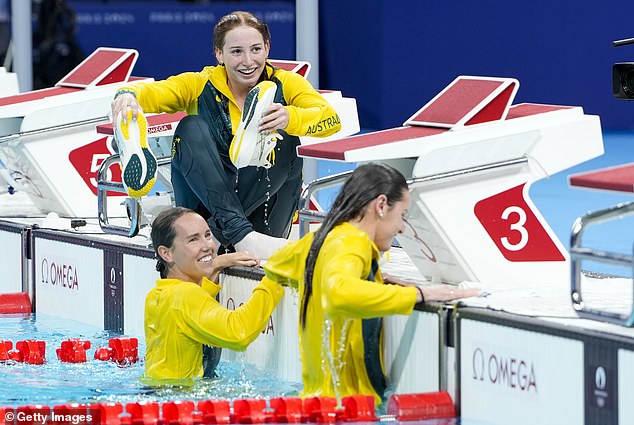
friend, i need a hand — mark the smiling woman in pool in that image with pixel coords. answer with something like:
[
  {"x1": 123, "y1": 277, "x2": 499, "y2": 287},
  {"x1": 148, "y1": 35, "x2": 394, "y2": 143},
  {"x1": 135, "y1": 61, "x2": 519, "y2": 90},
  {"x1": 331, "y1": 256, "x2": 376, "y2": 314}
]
[{"x1": 145, "y1": 206, "x2": 284, "y2": 380}]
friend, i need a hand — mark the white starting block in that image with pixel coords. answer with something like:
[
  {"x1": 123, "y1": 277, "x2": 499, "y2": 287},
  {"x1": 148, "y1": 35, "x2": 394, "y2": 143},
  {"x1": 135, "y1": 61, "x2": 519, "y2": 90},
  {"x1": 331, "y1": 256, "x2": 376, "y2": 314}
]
[
  {"x1": 95, "y1": 59, "x2": 360, "y2": 237},
  {"x1": 298, "y1": 76, "x2": 604, "y2": 286},
  {"x1": 268, "y1": 59, "x2": 360, "y2": 143},
  {"x1": 0, "y1": 47, "x2": 152, "y2": 218},
  {"x1": 0, "y1": 67, "x2": 19, "y2": 97}
]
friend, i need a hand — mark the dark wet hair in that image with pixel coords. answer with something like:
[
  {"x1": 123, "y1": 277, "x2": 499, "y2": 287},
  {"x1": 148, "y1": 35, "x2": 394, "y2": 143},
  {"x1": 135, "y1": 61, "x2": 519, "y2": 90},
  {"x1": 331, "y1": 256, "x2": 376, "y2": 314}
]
[
  {"x1": 151, "y1": 206, "x2": 195, "y2": 279},
  {"x1": 300, "y1": 163, "x2": 409, "y2": 329},
  {"x1": 213, "y1": 11, "x2": 271, "y2": 53}
]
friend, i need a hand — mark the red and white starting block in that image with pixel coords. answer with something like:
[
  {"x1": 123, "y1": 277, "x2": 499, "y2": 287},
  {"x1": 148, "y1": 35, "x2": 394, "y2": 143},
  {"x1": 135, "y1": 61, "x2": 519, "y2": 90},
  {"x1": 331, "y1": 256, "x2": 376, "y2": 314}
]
[
  {"x1": 0, "y1": 51, "x2": 359, "y2": 230},
  {"x1": 0, "y1": 48, "x2": 150, "y2": 219},
  {"x1": 298, "y1": 76, "x2": 604, "y2": 286}
]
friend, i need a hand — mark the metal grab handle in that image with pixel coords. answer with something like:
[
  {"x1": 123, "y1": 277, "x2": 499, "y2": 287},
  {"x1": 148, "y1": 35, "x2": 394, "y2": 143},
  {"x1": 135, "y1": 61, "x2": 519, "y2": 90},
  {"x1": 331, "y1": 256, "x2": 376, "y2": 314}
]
[
  {"x1": 297, "y1": 157, "x2": 529, "y2": 238},
  {"x1": 570, "y1": 200, "x2": 634, "y2": 326},
  {"x1": 298, "y1": 170, "x2": 353, "y2": 237},
  {"x1": 0, "y1": 116, "x2": 107, "y2": 144},
  {"x1": 97, "y1": 154, "x2": 140, "y2": 238}
]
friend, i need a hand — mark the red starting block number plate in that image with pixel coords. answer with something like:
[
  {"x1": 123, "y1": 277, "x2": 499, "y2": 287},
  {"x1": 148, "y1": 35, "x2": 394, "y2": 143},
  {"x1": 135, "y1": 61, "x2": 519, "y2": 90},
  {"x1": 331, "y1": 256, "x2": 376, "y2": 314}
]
[{"x1": 474, "y1": 184, "x2": 565, "y2": 262}]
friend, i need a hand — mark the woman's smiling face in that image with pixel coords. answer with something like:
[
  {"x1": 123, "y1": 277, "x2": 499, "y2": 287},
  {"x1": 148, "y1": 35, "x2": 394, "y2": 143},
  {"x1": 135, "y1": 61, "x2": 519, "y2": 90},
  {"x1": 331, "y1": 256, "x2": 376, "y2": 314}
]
[
  {"x1": 159, "y1": 212, "x2": 217, "y2": 284},
  {"x1": 215, "y1": 25, "x2": 270, "y2": 92}
]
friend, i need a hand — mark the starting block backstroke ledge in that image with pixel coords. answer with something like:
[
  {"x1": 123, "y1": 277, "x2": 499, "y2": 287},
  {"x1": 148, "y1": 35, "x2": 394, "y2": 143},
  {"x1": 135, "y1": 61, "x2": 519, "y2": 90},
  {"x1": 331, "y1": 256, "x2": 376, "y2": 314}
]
[{"x1": 298, "y1": 76, "x2": 604, "y2": 288}]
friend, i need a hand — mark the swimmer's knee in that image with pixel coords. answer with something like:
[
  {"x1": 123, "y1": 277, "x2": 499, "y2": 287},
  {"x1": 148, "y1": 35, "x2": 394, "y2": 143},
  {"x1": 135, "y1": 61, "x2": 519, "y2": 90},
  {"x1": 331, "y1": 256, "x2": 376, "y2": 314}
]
[{"x1": 174, "y1": 115, "x2": 211, "y2": 146}]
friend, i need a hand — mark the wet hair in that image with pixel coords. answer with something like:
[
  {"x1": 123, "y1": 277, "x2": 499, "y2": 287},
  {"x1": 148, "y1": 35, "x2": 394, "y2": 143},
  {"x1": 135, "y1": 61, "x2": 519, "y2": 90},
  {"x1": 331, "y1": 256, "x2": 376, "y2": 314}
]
[
  {"x1": 300, "y1": 163, "x2": 409, "y2": 329},
  {"x1": 150, "y1": 206, "x2": 195, "y2": 279},
  {"x1": 213, "y1": 11, "x2": 271, "y2": 53}
]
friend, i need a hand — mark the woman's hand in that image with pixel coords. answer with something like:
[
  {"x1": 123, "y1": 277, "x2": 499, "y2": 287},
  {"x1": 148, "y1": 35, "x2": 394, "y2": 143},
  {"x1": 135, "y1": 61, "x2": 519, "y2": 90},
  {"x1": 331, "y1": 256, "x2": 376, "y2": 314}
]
[
  {"x1": 383, "y1": 273, "x2": 417, "y2": 287},
  {"x1": 111, "y1": 92, "x2": 142, "y2": 123},
  {"x1": 213, "y1": 251, "x2": 260, "y2": 271},
  {"x1": 383, "y1": 273, "x2": 480, "y2": 303},
  {"x1": 259, "y1": 103, "x2": 289, "y2": 132},
  {"x1": 207, "y1": 251, "x2": 260, "y2": 283},
  {"x1": 419, "y1": 284, "x2": 481, "y2": 303}
]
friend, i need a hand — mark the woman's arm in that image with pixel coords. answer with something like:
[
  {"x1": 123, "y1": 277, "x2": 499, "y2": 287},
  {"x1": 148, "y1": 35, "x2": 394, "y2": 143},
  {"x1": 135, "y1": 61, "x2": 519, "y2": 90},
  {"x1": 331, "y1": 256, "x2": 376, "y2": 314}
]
[
  {"x1": 179, "y1": 278, "x2": 284, "y2": 351},
  {"x1": 110, "y1": 71, "x2": 207, "y2": 121},
  {"x1": 383, "y1": 272, "x2": 481, "y2": 303}
]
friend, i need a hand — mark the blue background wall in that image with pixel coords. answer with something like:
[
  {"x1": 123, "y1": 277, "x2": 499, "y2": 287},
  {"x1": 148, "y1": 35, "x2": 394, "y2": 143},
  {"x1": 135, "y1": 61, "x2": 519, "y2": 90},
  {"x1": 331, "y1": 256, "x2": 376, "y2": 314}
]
[
  {"x1": 66, "y1": 1, "x2": 296, "y2": 80},
  {"x1": 319, "y1": 1, "x2": 634, "y2": 131},
  {"x1": 68, "y1": 1, "x2": 634, "y2": 131}
]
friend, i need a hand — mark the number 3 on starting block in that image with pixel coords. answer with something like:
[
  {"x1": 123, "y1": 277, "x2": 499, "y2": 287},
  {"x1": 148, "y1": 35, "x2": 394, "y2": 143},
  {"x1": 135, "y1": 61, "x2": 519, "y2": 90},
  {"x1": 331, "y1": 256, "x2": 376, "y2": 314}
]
[{"x1": 474, "y1": 183, "x2": 565, "y2": 262}]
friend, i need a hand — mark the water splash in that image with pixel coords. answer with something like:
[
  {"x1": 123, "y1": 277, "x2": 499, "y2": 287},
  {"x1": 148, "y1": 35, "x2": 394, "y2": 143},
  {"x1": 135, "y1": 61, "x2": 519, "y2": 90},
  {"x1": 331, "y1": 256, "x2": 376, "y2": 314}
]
[
  {"x1": 321, "y1": 318, "x2": 351, "y2": 408},
  {"x1": 262, "y1": 169, "x2": 272, "y2": 230}
]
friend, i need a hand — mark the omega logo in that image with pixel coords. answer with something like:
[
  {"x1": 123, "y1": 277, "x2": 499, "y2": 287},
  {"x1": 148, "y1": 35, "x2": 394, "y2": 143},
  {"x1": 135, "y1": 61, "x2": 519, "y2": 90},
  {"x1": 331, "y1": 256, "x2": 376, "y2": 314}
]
[
  {"x1": 471, "y1": 347, "x2": 537, "y2": 392},
  {"x1": 595, "y1": 366, "x2": 606, "y2": 390},
  {"x1": 148, "y1": 124, "x2": 171, "y2": 134},
  {"x1": 594, "y1": 365, "x2": 608, "y2": 407},
  {"x1": 40, "y1": 257, "x2": 79, "y2": 290}
]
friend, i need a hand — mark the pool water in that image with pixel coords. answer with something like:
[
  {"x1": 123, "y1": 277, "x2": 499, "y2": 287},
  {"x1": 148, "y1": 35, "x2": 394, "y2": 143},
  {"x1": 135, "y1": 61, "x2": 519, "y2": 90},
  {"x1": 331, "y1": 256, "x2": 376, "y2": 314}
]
[
  {"x1": 0, "y1": 315, "x2": 499, "y2": 424},
  {"x1": 0, "y1": 313, "x2": 302, "y2": 408}
]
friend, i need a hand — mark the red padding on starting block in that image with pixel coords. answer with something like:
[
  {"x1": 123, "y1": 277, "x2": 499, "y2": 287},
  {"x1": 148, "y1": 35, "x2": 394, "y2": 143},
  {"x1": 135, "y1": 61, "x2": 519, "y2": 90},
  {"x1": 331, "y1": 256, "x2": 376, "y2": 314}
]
[
  {"x1": 569, "y1": 162, "x2": 634, "y2": 193},
  {"x1": 268, "y1": 60, "x2": 311, "y2": 78},
  {"x1": 0, "y1": 292, "x2": 32, "y2": 314},
  {"x1": 464, "y1": 83, "x2": 517, "y2": 126},
  {"x1": 297, "y1": 126, "x2": 446, "y2": 161}
]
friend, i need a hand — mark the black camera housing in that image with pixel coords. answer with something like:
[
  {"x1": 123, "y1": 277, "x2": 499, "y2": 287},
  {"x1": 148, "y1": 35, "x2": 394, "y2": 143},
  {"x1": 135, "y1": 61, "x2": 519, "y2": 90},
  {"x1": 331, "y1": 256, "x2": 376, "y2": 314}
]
[{"x1": 613, "y1": 62, "x2": 634, "y2": 99}]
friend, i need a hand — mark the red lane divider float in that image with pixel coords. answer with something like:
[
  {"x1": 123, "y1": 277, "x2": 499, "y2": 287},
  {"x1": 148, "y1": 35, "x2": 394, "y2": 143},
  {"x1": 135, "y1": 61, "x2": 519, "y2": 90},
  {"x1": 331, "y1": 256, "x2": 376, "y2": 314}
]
[
  {"x1": 0, "y1": 392, "x2": 456, "y2": 424},
  {"x1": 387, "y1": 391, "x2": 456, "y2": 420},
  {"x1": 269, "y1": 397, "x2": 303, "y2": 423},
  {"x1": 162, "y1": 400, "x2": 197, "y2": 425},
  {"x1": 0, "y1": 337, "x2": 139, "y2": 365},
  {"x1": 0, "y1": 340, "x2": 13, "y2": 361},
  {"x1": 93, "y1": 337, "x2": 139, "y2": 365},
  {"x1": 125, "y1": 401, "x2": 160, "y2": 424},
  {"x1": 17, "y1": 340, "x2": 46, "y2": 364},
  {"x1": 233, "y1": 398, "x2": 269, "y2": 423},
  {"x1": 56, "y1": 338, "x2": 91, "y2": 363},
  {"x1": 197, "y1": 399, "x2": 231, "y2": 424}
]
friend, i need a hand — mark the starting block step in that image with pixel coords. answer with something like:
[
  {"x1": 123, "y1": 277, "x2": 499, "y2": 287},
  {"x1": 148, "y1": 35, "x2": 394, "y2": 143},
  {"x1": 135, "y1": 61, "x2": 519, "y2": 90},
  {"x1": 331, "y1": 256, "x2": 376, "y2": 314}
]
[
  {"x1": 299, "y1": 76, "x2": 604, "y2": 287},
  {"x1": 569, "y1": 162, "x2": 634, "y2": 193}
]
